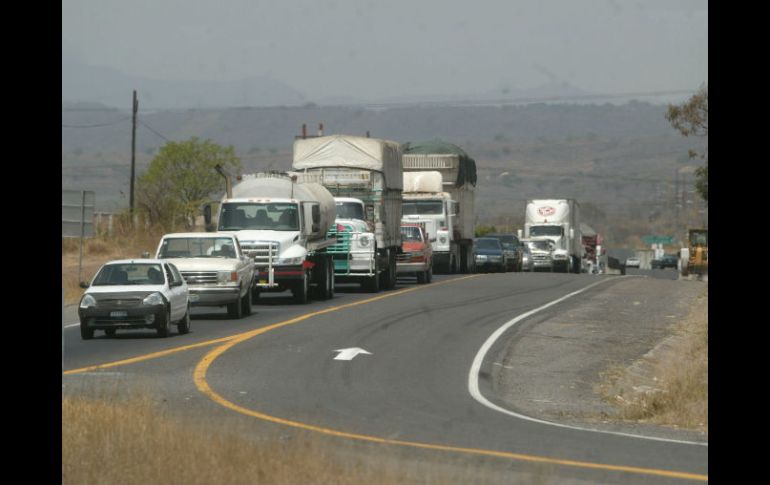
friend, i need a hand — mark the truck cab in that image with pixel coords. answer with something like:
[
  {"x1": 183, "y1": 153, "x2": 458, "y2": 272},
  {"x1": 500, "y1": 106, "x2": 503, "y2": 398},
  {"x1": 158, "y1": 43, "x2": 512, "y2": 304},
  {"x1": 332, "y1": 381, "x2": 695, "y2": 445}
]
[
  {"x1": 326, "y1": 197, "x2": 378, "y2": 284},
  {"x1": 401, "y1": 193, "x2": 458, "y2": 271}
]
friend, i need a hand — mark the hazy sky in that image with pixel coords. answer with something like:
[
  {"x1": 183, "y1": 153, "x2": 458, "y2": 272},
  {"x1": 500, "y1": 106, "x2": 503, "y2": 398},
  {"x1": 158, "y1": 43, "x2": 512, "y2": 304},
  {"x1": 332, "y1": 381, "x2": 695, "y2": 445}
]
[{"x1": 62, "y1": 0, "x2": 707, "y2": 101}]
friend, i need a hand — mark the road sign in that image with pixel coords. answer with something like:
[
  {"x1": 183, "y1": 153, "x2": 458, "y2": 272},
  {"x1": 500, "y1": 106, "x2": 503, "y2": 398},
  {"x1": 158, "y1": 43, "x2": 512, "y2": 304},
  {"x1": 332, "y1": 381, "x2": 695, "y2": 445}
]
[{"x1": 642, "y1": 235, "x2": 674, "y2": 245}]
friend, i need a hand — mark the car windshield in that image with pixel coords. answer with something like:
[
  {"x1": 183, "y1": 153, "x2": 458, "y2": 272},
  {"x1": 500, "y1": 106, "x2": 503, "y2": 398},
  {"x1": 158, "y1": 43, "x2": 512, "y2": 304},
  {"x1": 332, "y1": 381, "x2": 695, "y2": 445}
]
[
  {"x1": 400, "y1": 226, "x2": 423, "y2": 242},
  {"x1": 530, "y1": 226, "x2": 563, "y2": 237},
  {"x1": 92, "y1": 263, "x2": 164, "y2": 286},
  {"x1": 219, "y1": 202, "x2": 299, "y2": 231},
  {"x1": 475, "y1": 239, "x2": 501, "y2": 250},
  {"x1": 336, "y1": 202, "x2": 364, "y2": 220},
  {"x1": 158, "y1": 237, "x2": 237, "y2": 258},
  {"x1": 402, "y1": 201, "x2": 444, "y2": 215}
]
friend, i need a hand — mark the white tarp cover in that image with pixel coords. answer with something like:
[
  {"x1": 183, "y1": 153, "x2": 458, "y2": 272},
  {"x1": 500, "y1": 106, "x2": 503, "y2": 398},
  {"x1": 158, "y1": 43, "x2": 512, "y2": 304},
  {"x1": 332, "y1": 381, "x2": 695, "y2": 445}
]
[
  {"x1": 403, "y1": 171, "x2": 443, "y2": 193},
  {"x1": 293, "y1": 135, "x2": 403, "y2": 190}
]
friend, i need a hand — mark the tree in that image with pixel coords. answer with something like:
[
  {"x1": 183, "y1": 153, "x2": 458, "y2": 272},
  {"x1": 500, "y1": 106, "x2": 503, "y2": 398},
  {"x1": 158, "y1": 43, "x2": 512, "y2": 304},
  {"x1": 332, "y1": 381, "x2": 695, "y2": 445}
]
[
  {"x1": 136, "y1": 137, "x2": 241, "y2": 229},
  {"x1": 666, "y1": 85, "x2": 707, "y2": 203}
]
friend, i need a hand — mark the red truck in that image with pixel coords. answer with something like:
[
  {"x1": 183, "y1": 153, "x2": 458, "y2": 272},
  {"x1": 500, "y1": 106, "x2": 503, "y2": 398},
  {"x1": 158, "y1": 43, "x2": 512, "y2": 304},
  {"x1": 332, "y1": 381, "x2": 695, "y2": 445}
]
[{"x1": 396, "y1": 223, "x2": 434, "y2": 284}]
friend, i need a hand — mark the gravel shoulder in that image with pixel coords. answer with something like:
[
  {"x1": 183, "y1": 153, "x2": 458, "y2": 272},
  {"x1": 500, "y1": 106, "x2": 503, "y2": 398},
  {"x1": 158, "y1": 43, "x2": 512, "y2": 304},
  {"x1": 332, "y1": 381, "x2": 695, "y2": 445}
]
[{"x1": 490, "y1": 274, "x2": 708, "y2": 444}]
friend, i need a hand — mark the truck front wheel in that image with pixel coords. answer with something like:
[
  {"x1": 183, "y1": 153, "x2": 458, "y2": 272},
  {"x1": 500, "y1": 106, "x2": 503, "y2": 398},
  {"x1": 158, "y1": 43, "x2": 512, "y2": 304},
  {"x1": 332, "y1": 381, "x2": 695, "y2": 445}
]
[{"x1": 292, "y1": 271, "x2": 310, "y2": 304}]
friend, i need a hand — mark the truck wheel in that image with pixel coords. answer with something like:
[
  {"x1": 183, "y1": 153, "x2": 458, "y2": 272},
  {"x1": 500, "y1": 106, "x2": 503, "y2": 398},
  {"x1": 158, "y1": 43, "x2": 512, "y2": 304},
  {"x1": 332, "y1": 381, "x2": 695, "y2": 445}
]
[
  {"x1": 416, "y1": 270, "x2": 426, "y2": 284},
  {"x1": 240, "y1": 287, "x2": 252, "y2": 316},
  {"x1": 227, "y1": 293, "x2": 244, "y2": 318},
  {"x1": 292, "y1": 271, "x2": 309, "y2": 303},
  {"x1": 326, "y1": 257, "x2": 335, "y2": 299}
]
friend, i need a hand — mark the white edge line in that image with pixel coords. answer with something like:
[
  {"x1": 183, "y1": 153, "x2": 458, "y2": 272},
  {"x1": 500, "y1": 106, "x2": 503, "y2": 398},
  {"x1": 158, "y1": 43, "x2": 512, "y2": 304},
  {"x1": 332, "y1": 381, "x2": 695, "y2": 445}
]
[{"x1": 467, "y1": 277, "x2": 708, "y2": 447}]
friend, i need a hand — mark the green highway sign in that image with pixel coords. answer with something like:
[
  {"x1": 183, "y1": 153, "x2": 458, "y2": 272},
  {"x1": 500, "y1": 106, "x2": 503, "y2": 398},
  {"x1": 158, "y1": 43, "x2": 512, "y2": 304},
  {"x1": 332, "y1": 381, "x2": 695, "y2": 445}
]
[{"x1": 642, "y1": 235, "x2": 674, "y2": 245}]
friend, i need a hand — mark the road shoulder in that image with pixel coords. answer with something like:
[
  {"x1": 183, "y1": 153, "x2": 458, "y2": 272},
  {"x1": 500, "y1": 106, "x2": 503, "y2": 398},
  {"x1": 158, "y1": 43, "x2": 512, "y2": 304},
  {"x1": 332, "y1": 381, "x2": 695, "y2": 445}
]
[{"x1": 490, "y1": 275, "x2": 708, "y2": 444}]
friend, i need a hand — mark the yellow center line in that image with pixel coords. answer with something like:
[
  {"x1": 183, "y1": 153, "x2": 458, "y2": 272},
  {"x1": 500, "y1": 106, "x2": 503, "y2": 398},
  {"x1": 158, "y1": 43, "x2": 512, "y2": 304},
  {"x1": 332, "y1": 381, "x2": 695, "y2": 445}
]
[
  {"x1": 64, "y1": 275, "x2": 478, "y2": 375},
  {"x1": 191, "y1": 276, "x2": 708, "y2": 482}
]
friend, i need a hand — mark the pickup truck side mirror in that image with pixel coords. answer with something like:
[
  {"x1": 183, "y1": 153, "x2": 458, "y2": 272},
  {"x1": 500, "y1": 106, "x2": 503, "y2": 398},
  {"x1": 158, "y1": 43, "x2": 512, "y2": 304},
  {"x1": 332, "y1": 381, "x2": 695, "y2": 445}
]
[
  {"x1": 170, "y1": 280, "x2": 184, "y2": 287},
  {"x1": 79, "y1": 281, "x2": 89, "y2": 289}
]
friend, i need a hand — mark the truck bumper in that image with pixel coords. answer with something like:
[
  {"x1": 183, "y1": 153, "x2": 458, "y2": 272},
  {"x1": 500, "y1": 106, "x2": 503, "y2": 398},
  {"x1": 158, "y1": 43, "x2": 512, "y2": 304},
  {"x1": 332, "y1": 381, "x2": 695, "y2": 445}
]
[{"x1": 188, "y1": 286, "x2": 240, "y2": 306}]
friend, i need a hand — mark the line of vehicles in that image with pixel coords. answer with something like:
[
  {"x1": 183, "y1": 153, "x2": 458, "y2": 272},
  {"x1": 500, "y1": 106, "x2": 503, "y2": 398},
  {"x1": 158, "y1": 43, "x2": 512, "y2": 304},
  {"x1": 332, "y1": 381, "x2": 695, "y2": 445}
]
[{"x1": 77, "y1": 130, "x2": 613, "y2": 340}]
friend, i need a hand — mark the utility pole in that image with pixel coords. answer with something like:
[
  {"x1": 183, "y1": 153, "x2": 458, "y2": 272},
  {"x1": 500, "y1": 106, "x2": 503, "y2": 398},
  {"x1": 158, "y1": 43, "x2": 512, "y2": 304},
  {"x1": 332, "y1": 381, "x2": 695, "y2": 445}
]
[{"x1": 130, "y1": 90, "x2": 138, "y2": 217}]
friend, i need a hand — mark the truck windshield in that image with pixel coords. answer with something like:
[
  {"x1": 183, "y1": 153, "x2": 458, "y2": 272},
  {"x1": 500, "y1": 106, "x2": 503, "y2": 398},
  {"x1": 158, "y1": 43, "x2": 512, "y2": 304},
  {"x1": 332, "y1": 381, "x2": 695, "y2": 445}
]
[
  {"x1": 219, "y1": 203, "x2": 299, "y2": 231},
  {"x1": 530, "y1": 226, "x2": 563, "y2": 237},
  {"x1": 475, "y1": 239, "x2": 501, "y2": 250},
  {"x1": 158, "y1": 237, "x2": 236, "y2": 258},
  {"x1": 336, "y1": 202, "x2": 364, "y2": 220},
  {"x1": 402, "y1": 201, "x2": 444, "y2": 215}
]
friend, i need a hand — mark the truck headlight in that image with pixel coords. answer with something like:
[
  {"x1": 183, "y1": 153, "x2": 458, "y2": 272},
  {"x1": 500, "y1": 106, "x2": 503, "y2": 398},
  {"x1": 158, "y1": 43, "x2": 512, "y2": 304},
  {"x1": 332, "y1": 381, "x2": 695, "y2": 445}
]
[
  {"x1": 80, "y1": 294, "x2": 96, "y2": 309},
  {"x1": 357, "y1": 234, "x2": 371, "y2": 247},
  {"x1": 218, "y1": 271, "x2": 238, "y2": 282},
  {"x1": 142, "y1": 292, "x2": 164, "y2": 306}
]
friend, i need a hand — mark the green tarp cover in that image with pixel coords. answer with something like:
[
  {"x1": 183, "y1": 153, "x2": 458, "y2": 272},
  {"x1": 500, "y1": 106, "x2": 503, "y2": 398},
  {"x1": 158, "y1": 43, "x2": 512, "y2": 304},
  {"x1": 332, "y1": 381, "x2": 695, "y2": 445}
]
[{"x1": 402, "y1": 139, "x2": 477, "y2": 188}]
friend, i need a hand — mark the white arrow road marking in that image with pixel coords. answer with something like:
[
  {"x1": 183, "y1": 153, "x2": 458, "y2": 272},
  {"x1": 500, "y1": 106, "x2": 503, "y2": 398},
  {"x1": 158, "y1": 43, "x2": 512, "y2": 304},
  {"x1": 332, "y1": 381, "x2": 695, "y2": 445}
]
[{"x1": 333, "y1": 347, "x2": 372, "y2": 361}]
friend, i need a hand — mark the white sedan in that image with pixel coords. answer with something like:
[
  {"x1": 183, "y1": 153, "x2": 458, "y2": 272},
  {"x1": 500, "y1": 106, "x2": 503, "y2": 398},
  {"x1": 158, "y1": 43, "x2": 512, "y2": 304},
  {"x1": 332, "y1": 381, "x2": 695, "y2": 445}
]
[{"x1": 78, "y1": 259, "x2": 190, "y2": 339}]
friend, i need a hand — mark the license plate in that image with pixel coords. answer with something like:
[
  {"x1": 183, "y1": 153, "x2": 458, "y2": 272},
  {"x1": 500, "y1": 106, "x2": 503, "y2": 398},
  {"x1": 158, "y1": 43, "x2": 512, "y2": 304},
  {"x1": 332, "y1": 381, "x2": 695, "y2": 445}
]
[
  {"x1": 189, "y1": 294, "x2": 200, "y2": 302},
  {"x1": 110, "y1": 311, "x2": 128, "y2": 318}
]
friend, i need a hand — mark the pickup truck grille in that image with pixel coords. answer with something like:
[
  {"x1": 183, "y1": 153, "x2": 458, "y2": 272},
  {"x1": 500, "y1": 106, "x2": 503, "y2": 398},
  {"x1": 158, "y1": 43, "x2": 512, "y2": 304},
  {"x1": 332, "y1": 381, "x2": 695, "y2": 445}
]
[
  {"x1": 240, "y1": 241, "x2": 278, "y2": 266},
  {"x1": 180, "y1": 271, "x2": 218, "y2": 284}
]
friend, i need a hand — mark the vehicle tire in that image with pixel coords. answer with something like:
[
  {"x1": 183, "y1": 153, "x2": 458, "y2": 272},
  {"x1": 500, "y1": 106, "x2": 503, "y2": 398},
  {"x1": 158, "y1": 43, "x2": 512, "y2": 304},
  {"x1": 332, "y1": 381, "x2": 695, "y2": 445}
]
[
  {"x1": 325, "y1": 257, "x2": 335, "y2": 299},
  {"x1": 241, "y1": 287, "x2": 252, "y2": 316},
  {"x1": 177, "y1": 304, "x2": 191, "y2": 334},
  {"x1": 104, "y1": 328, "x2": 117, "y2": 338},
  {"x1": 363, "y1": 262, "x2": 380, "y2": 293},
  {"x1": 416, "y1": 270, "x2": 426, "y2": 284},
  {"x1": 292, "y1": 271, "x2": 309, "y2": 304},
  {"x1": 157, "y1": 307, "x2": 171, "y2": 338},
  {"x1": 80, "y1": 321, "x2": 94, "y2": 340},
  {"x1": 227, "y1": 292, "x2": 244, "y2": 319}
]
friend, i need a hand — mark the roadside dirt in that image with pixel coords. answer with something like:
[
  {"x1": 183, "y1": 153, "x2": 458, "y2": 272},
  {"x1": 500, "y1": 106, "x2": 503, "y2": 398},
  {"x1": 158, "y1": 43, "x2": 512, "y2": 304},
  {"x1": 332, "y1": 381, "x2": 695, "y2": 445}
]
[{"x1": 491, "y1": 275, "x2": 708, "y2": 444}]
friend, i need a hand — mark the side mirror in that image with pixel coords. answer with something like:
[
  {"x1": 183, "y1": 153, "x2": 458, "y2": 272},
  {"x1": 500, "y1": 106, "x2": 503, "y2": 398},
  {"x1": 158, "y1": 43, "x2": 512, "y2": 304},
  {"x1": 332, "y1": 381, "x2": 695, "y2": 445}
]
[
  {"x1": 170, "y1": 280, "x2": 184, "y2": 287},
  {"x1": 203, "y1": 204, "x2": 212, "y2": 225},
  {"x1": 79, "y1": 281, "x2": 89, "y2": 289}
]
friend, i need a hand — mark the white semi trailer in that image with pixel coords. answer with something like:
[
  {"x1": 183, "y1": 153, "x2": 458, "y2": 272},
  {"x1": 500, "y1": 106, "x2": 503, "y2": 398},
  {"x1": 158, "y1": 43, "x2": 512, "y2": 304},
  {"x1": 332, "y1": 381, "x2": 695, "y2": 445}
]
[
  {"x1": 401, "y1": 141, "x2": 477, "y2": 273},
  {"x1": 519, "y1": 199, "x2": 583, "y2": 273}
]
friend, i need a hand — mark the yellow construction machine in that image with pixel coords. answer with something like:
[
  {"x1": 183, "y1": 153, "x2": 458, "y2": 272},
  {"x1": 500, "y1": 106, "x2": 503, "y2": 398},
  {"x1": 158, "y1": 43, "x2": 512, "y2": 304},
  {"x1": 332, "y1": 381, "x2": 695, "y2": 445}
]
[{"x1": 679, "y1": 229, "x2": 708, "y2": 277}]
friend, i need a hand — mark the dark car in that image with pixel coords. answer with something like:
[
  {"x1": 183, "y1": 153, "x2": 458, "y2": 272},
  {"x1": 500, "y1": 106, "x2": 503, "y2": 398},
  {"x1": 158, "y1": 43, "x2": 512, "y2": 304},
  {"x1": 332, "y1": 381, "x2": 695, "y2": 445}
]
[
  {"x1": 473, "y1": 237, "x2": 507, "y2": 272},
  {"x1": 651, "y1": 254, "x2": 678, "y2": 269},
  {"x1": 485, "y1": 233, "x2": 522, "y2": 271}
]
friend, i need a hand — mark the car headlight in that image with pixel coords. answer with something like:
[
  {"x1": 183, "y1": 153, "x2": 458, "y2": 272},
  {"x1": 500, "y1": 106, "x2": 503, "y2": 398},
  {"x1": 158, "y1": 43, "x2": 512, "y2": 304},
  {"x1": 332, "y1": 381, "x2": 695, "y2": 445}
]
[
  {"x1": 80, "y1": 294, "x2": 96, "y2": 309},
  {"x1": 142, "y1": 292, "x2": 165, "y2": 306},
  {"x1": 357, "y1": 234, "x2": 371, "y2": 247},
  {"x1": 475, "y1": 254, "x2": 487, "y2": 261},
  {"x1": 277, "y1": 256, "x2": 304, "y2": 265},
  {"x1": 217, "y1": 271, "x2": 238, "y2": 282}
]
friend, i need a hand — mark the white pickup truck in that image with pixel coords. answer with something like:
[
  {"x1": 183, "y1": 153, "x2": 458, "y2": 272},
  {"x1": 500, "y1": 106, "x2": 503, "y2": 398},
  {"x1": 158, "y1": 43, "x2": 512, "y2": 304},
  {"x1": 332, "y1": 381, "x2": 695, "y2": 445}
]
[{"x1": 154, "y1": 233, "x2": 257, "y2": 319}]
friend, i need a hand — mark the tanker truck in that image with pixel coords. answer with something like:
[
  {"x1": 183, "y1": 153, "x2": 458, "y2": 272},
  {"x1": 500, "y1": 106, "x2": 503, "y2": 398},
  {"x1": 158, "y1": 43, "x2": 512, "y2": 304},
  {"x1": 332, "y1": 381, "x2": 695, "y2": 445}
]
[
  {"x1": 519, "y1": 199, "x2": 583, "y2": 273},
  {"x1": 204, "y1": 172, "x2": 337, "y2": 304},
  {"x1": 291, "y1": 134, "x2": 403, "y2": 291},
  {"x1": 401, "y1": 140, "x2": 477, "y2": 273}
]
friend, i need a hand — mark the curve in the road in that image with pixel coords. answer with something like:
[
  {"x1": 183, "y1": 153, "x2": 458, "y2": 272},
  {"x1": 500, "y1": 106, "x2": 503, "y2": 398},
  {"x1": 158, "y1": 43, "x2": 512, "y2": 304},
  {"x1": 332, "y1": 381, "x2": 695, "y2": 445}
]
[{"x1": 192, "y1": 276, "x2": 708, "y2": 482}]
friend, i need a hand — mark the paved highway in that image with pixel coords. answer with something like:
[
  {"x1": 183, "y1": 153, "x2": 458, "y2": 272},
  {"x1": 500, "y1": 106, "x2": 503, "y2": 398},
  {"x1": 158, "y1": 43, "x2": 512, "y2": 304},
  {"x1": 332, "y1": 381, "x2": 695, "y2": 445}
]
[{"x1": 63, "y1": 272, "x2": 707, "y2": 484}]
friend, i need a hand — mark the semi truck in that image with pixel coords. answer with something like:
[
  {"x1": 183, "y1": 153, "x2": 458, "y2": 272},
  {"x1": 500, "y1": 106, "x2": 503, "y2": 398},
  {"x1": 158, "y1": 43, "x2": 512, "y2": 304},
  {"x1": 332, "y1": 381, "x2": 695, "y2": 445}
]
[
  {"x1": 204, "y1": 172, "x2": 337, "y2": 303},
  {"x1": 519, "y1": 199, "x2": 583, "y2": 273},
  {"x1": 401, "y1": 140, "x2": 477, "y2": 273},
  {"x1": 291, "y1": 134, "x2": 403, "y2": 291}
]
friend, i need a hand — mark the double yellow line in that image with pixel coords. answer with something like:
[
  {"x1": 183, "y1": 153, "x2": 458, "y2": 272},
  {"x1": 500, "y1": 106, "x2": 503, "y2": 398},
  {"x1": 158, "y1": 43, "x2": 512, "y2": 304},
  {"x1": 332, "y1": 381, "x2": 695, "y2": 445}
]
[{"x1": 66, "y1": 275, "x2": 707, "y2": 481}]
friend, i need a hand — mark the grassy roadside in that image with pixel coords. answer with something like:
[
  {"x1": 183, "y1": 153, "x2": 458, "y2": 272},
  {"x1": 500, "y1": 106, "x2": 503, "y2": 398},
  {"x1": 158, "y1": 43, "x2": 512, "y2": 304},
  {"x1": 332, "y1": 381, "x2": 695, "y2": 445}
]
[
  {"x1": 598, "y1": 285, "x2": 708, "y2": 433},
  {"x1": 62, "y1": 392, "x2": 511, "y2": 485}
]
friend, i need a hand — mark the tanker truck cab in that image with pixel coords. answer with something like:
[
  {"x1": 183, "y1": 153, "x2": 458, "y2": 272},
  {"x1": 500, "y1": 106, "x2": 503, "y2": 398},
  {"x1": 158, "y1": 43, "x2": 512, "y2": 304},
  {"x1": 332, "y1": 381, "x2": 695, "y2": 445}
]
[{"x1": 214, "y1": 186, "x2": 336, "y2": 303}]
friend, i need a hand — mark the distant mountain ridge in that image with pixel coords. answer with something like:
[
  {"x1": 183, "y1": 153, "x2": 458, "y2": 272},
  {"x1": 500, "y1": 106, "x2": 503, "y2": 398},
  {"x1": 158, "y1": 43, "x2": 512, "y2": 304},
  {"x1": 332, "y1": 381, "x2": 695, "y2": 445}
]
[{"x1": 62, "y1": 57, "x2": 307, "y2": 109}]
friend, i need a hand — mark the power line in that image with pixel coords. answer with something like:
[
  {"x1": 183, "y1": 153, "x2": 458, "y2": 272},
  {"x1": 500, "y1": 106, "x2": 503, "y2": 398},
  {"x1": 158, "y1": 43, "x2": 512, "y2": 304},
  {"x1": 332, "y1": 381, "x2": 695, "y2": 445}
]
[{"x1": 138, "y1": 120, "x2": 170, "y2": 142}]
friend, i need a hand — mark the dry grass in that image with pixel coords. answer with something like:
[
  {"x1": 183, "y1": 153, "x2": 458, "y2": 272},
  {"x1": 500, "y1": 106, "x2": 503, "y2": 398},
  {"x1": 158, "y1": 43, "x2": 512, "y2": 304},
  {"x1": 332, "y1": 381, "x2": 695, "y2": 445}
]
[
  {"x1": 599, "y1": 286, "x2": 708, "y2": 433},
  {"x1": 62, "y1": 392, "x2": 512, "y2": 485}
]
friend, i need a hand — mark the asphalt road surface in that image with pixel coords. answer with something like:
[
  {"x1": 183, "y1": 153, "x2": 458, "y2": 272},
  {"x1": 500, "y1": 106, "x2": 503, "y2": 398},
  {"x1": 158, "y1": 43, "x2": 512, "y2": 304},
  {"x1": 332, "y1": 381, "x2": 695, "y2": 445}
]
[{"x1": 63, "y1": 272, "x2": 707, "y2": 484}]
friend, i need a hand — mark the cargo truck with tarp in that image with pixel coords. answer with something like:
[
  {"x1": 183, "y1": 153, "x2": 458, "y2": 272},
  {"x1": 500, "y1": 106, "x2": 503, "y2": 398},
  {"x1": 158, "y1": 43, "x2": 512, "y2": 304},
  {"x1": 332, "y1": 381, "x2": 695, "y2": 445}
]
[
  {"x1": 401, "y1": 139, "x2": 477, "y2": 273},
  {"x1": 291, "y1": 134, "x2": 403, "y2": 291}
]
